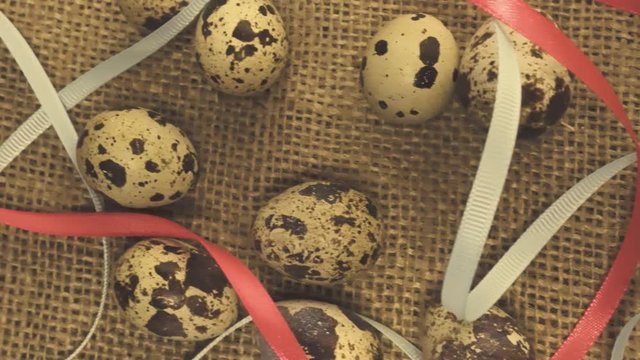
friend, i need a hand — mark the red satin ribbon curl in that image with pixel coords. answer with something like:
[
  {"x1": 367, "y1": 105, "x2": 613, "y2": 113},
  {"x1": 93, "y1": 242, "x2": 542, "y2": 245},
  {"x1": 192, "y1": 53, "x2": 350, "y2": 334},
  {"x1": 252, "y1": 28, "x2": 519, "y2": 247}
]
[
  {"x1": 0, "y1": 209, "x2": 308, "y2": 360},
  {"x1": 468, "y1": 1, "x2": 639, "y2": 359}
]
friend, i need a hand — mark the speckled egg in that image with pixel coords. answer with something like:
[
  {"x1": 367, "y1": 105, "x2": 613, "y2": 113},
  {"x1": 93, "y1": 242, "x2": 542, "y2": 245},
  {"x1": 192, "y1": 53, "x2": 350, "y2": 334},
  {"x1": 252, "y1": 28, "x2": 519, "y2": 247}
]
[
  {"x1": 114, "y1": 238, "x2": 238, "y2": 341},
  {"x1": 457, "y1": 19, "x2": 572, "y2": 137},
  {"x1": 423, "y1": 305, "x2": 535, "y2": 359},
  {"x1": 253, "y1": 182, "x2": 382, "y2": 285},
  {"x1": 117, "y1": 0, "x2": 191, "y2": 31},
  {"x1": 361, "y1": 13, "x2": 460, "y2": 124},
  {"x1": 194, "y1": 0, "x2": 289, "y2": 96},
  {"x1": 76, "y1": 108, "x2": 199, "y2": 209},
  {"x1": 258, "y1": 300, "x2": 382, "y2": 360}
]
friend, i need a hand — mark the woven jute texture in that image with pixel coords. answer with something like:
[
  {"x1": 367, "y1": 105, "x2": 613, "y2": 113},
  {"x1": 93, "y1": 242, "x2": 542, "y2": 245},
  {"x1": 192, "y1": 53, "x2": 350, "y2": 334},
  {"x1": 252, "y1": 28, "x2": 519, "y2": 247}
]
[{"x1": 0, "y1": 0, "x2": 639, "y2": 359}]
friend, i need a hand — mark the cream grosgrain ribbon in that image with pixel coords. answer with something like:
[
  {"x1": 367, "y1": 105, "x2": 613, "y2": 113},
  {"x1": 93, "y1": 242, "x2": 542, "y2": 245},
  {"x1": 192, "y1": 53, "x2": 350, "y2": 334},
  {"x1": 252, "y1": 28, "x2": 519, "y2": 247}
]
[
  {"x1": 441, "y1": 21, "x2": 522, "y2": 321},
  {"x1": 440, "y1": 20, "x2": 637, "y2": 333}
]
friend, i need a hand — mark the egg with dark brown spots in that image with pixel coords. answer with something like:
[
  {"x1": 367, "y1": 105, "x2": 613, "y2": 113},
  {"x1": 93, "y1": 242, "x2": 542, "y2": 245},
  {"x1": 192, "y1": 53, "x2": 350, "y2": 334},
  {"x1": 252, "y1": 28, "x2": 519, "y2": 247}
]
[
  {"x1": 361, "y1": 14, "x2": 460, "y2": 124},
  {"x1": 457, "y1": 19, "x2": 572, "y2": 137},
  {"x1": 117, "y1": 0, "x2": 191, "y2": 31},
  {"x1": 423, "y1": 305, "x2": 535, "y2": 360},
  {"x1": 194, "y1": 0, "x2": 289, "y2": 96},
  {"x1": 253, "y1": 181, "x2": 382, "y2": 285},
  {"x1": 76, "y1": 108, "x2": 199, "y2": 209},
  {"x1": 257, "y1": 300, "x2": 382, "y2": 360},
  {"x1": 114, "y1": 238, "x2": 238, "y2": 341}
]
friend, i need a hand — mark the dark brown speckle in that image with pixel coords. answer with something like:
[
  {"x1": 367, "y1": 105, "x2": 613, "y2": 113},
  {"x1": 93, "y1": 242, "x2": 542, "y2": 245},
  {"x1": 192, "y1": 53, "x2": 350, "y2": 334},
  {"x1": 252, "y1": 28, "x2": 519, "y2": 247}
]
[
  {"x1": 201, "y1": 0, "x2": 228, "y2": 39},
  {"x1": 150, "y1": 193, "x2": 165, "y2": 202},
  {"x1": 99, "y1": 160, "x2": 127, "y2": 187},
  {"x1": 130, "y1": 138, "x2": 145, "y2": 155},
  {"x1": 85, "y1": 159, "x2": 98, "y2": 179},
  {"x1": 283, "y1": 264, "x2": 322, "y2": 280},
  {"x1": 298, "y1": 183, "x2": 348, "y2": 204},
  {"x1": 146, "y1": 311, "x2": 187, "y2": 338},
  {"x1": 114, "y1": 275, "x2": 139, "y2": 310},
  {"x1": 265, "y1": 214, "x2": 308, "y2": 237},
  {"x1": 419, "y1": 37, "x2": 440, "y2": 66},
  {"x1": 545, "y1": 76, "x2": 571, "y2": 126},
  {"x1": 522, "y1": 83, "x2": 545, "y2": 107},
  {"x1": 150, "y1": 279, "x2": 186, "y2": 310},
  {"x1": 145, "y1": 160, "x2": 161, "y2": 173},
  {"x1": 184, "y1": 251, "x2": 229, "y2": 294},
  {"x1": 414, "y1": 66, "x2": 438, "y2": 89},
  {"x1": 471, "y1": 31, "x2": 493, "y2": 49},
  {"x1": 374, "y1": 40, "x2": 388, "y2": 56}
]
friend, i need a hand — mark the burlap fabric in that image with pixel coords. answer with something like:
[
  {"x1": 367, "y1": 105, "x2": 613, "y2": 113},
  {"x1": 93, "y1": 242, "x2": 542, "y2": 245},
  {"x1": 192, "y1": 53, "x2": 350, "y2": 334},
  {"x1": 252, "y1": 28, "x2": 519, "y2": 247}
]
[{"x1": 0, "y1": 0, "x2": 638, "y2": 359}]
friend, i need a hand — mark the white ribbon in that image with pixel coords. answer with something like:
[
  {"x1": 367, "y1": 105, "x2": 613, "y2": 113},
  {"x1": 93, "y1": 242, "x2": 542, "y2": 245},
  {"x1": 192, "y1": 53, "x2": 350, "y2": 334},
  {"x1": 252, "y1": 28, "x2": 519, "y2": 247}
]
[
  {"x1": 356, "y1": 314, "x2": 423, "y2": 359},
  {"x1": 440, "y1": 20, "x2": 638, "y2": 325},
  {"x1": 612, "y1": 313, "x2": 640, "y2": 360},
  {"x1": 192, "y1": 313, "x2": 423, "y2": 360},
  {"x1": 466, "y1": 151, "x2": 636, "y2": 321},
  {"x1": 0, "y1": 11, "x2": 107, "y2": 359},
  {"x1": 441, "y1": 21, "x2": 522, "y2": 320},
  {"x1": 0, "y1": 13, "x2": 102, "y2": 206},
  {"x1": 0, "y1": 2, "x2": 207, "y2": 358}
]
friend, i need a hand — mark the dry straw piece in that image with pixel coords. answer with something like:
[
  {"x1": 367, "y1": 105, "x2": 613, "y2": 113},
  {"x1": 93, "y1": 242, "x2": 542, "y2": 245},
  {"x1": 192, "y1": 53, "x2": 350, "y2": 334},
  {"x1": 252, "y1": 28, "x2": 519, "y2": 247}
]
[{"x1": 0, "y1": 0, "x2": 638, "y2": 359}]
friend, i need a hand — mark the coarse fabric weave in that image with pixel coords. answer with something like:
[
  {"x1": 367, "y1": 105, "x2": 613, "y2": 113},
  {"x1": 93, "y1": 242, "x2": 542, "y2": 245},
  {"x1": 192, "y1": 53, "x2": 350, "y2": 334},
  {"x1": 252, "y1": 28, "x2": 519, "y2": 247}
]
[{"x1": 0, "y1": 0, "x2": 638, "y2": 359}]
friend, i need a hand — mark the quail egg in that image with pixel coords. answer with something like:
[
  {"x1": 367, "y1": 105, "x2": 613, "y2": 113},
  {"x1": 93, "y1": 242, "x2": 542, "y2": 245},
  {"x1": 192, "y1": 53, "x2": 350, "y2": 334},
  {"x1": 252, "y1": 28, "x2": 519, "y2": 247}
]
[
  {"x1": 76, "y1": 108, "x2": 199, "y2": 209},
  {"x1": 456, "y1": 19, "x2": 572, "y2": 137},
  {"x1": 258, "y1": 300, "x2": 382, "y2": 360},
  {"x1": 361, "y1": 13, "x2": 460, "y2": 124},
  {"x1": 423, "y1": 305, "x2": 535, "y2": 359},
  {"x1": 194, "y1": 0, "x2": 289, "y2": 96},
  {"x1": 114, "y1": 238, "x2": 238, "y2": 341},
  {"x1": 253, "y1": 181, "x2": 382, "y2": 285}
]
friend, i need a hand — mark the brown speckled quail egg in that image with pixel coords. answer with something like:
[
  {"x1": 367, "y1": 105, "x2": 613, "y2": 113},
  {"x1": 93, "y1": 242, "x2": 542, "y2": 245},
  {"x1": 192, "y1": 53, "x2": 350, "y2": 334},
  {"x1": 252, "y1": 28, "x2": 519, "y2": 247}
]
[
  {"x1": 257, "y1": 300, "x2": 382, "y2": 360},
  {"x1": 117, "y1": 0, "x2": 191, "y2": 31},
  {"x1": 114, "y1": 238, "x2": 238, "y2": 341},
  {"x1": 76, "y1": 108, "x2": 199, "y2": 209},
  {"x1": 253, "y1": 181, "x2": 382, "y2": 285},
  {"x1": 423, "y1": 305, "x2": 535, "y2": 360},
  {"x1": 456, "y1": 18, "x2": 572, "y2": 137},
  {"x1": 361, "y1": 13, "x2": 460, "y2": 125},
  {"x1": 194, "y1": 0, "x2": 289, "y2": 96}
]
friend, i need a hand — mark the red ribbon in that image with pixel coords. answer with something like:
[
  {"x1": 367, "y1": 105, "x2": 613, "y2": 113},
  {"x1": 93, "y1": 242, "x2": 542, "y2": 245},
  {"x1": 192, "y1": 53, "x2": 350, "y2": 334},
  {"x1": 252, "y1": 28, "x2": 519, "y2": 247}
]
[
  {"x1": 0, "y1": 209, "x2": 308, "y2": 360},
  {"x1": 468, "y1": 1, "x2": 640, "y2": 359},
  {"x1": 596, "y1": 0, "x2": 640, "y2": 16}
]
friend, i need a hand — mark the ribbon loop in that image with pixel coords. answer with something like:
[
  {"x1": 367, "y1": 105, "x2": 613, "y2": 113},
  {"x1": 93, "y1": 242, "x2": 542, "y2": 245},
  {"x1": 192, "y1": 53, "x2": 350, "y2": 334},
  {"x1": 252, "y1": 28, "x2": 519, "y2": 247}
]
[
  {"x1": 441, "y1": 21, "x2": 522, "y2": 321},
  {"x1": 469, "y1": 1, "x2": 640, "y2": 358},
  {"x1": 466, "y1": 152, "x2": 636, "y2": 321}
]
